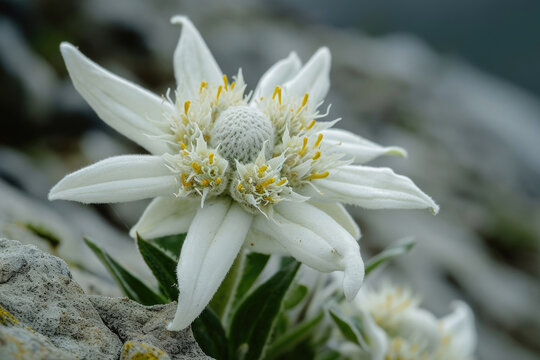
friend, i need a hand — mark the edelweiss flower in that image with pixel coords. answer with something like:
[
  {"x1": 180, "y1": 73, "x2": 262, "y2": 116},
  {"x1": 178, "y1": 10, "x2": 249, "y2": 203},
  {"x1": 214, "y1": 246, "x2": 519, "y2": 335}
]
[
  {"x1": 343, "y1": 283, "x2": 477, "y2": 360},
  {"x1": 49, "y1": 16, "x2": 438, "y2": 330}
]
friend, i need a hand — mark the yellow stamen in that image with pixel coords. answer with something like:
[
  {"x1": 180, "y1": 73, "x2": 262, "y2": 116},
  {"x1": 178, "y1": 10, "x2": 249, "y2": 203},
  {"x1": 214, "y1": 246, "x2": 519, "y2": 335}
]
[
  {"x1": 216, "y1": 85, "x2": 223, "y2": 100},
  {"x1": 312, "y1": 151, "x2": 321, "y2": 160},
  {"x1": 237, "y1": 183, "x2": 243, "y2": 191},
  {"x1": 200, "y1": 81, "x2": 207, "y2": 92},
  {"x1": 265, "y1": 196, "x2": 274, "y2": 203},
  {"x1": 257, "y1": 165, "x2": 268, "y2": 176},
  {"x1": 180, "y1": 142, "x2": 187, "y2": 150},
  {"x1": 216, "y1": 177, "x2": 222, "y2": 185},
  {"x1": 192, "y1": 162, "x2": 202, "y2": 174},
  {"x1": 223, "y1": 75, "x2": 228, "y2": 90},
  {"x1": 260, "y1": 97, "x2": 264, "y2": 101},
  {"x1": 301, "y1": 93, "x2": 309, "y2": 107},
  {"x1": 299, "y1": 137, "x2": 308, "y2": 156},
  {"x1": 262, "y1": 178, "x2": 275, "y2": 187},
  {"x1": 181, "y1": 173, "x2": 192, "y2": 187},
  {"x1": 208, "y1": 153, "x2": 214, "y2": 164},
  {"x1": 184, "y1": 100, "x2": 191, "y2": 115},
  {"x1": 277, "y1": 179, "x2": 287, "y2": 186},
  {"x1": 201, "y1": 179, "x2": 209, "y2": 187},
  {"x1": 315, "y1": 133, "x2": 323, "y2": 147},
  {"x1": 230, "y1": 81, "x2": 236, "y2": 90},
  {"x1": 306, "y1": 119, "x2": 316, "y2": 130},
  {"x1": 308, "y1": 171, "x2": 329, "y2": 180},
  {"x1": 272, "y1": 86, "x2": 282, "y2": 105}
]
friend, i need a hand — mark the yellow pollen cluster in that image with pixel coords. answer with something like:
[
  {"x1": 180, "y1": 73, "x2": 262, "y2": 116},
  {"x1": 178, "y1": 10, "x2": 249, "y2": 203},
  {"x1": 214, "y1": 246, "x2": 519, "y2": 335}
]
[{"x1": 163, "y1": 69, "x2": 342, "y2": 213}]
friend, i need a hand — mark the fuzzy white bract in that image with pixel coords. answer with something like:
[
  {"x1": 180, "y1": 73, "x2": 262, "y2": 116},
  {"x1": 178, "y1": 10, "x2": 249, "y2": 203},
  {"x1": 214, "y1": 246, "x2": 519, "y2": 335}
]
[{"x1": 49, "y1": 16, "x2": 439, "y2": 330}]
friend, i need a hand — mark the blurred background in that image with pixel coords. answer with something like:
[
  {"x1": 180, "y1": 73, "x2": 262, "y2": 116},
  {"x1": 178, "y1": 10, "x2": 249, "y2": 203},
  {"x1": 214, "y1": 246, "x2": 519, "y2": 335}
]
[{"x1": 1, "y1": 1, "x2": 539, "y2": 359}]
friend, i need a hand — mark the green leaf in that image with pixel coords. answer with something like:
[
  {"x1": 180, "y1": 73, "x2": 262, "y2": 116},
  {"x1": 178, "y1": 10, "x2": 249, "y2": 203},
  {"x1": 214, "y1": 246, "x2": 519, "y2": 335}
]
[
  {"x1": 84, "y1": 237, "x2": 166, "y2": 305},
  {"x1": 136, "y1": 234, "x2": 179, "y2": 301},
  {"x1": 192, "y1": 307, "x2": 229, "y2": 360},
  {"x1": 314, "y1": 349, "x2": 342, "y2": 360},
  {"x1": 151, "y1": 233, "x2": 186, "y2": 259},
  {"x1": 328, "y1": 307, "x2": 367, "y2": 350},
  {"x1": 233, "y1": 252, "x2": 269, "y2": 306},
  {"x1": 283, "y1": 284, "x2": 308, "y2": 310},
  {"x1": 365, "y1": 237, "x2": 415, "y2": 276},
  {"x1": 266, "y1": 312, "x2": 324, "y2": 359},
  {"x1": 21, "y1": 222, "x2": 61, "y2": 249},
  {"x1": 229, "y1": 260, "x2": 301, "y2": 360}
]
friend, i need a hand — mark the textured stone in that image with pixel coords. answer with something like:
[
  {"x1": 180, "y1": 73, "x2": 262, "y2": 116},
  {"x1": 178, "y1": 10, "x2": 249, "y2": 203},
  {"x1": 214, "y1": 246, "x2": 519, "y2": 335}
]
[
  {"x1": 120, "y1": 341, "x2": 171, "y2": 360},
  {"x1": 0, "y1": 304, "x2": 75, "y2": 360},
  {"x1": 0, "y1": 239, "x2": 122, "y2": 359},
  {"x1": 89, "y1": 296, "x2": 211, "y2": 360}
]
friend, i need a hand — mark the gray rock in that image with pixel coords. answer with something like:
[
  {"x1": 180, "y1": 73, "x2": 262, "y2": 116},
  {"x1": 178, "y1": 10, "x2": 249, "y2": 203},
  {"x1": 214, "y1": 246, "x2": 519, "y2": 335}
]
[
  {"x1": 1, "y1": 304, "x2": 75, "y2": 360},
  {"x1": 89, "y1": 295, "x2": 211, "y2": 360},
  {"x1": 0, "y1": 239, "x2": 122, "y2": 359}
]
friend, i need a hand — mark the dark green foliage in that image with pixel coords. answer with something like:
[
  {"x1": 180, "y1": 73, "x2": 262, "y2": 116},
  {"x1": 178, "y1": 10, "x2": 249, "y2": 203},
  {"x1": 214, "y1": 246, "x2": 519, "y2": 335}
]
[
  {"x1": 136, "y1": 234, "x2": 179, "y2": 300},
  {"x1": 229, "y1": 261, "x2": 301, "y2": 360},
  {"x1": 84, "y1": 237, "x2": 166, "y2": 305}
]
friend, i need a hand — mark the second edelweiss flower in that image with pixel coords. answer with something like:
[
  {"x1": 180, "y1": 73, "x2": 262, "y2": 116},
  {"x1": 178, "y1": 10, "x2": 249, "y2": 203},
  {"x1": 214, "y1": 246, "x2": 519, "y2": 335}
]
[{"x1": 49, "y1": 16, "x2": 439, "y2": 330}]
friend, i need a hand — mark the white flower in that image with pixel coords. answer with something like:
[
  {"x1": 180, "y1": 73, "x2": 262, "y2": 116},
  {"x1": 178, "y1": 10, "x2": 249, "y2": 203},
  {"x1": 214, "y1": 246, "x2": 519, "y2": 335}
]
[
  {"x1": 346, "y1": 283, "x2": 477, "y2": 360},
  {"x1": 48, "y1": 16, "x2": 439, "y2": 330}
]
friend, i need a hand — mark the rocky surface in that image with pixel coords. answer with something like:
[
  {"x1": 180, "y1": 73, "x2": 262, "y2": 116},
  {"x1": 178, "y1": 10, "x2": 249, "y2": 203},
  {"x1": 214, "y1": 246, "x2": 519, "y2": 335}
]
[
  {"x1": 120, "y1": 341, "x2": 171, "y2": 360},
  {"x1": 89, "y1": 296, "x2": 210, "y2": 360},
  {"x1": 0, "y1": 304, "x2": 75, "y2": 360},
  {"x1": 0, "y1": 239, "x2": 210, "y2": 360}
]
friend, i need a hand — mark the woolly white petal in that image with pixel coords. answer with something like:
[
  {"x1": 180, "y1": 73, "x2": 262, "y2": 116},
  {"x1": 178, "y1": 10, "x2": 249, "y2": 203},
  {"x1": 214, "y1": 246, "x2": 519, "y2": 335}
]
[
  {"x1": 171, "y1": 16, "x2": 222, "y2": 97},
  {"x1": 395, "y1": 308, "x2": 441, "y2": 353},
  {"x1": 322, "y1": 128, "x2": 407, "y2": 164},
  {"x1": 307, "y1": 165, "x2": 439, "y2": 214},
  {"x1": 252, "y1": 52, "x2": 301, "y2": 101},
  {"x1": 48, "y1": 155, "x2": 176, "y2": 203},
  {"x1": 284, "y1": 47, "x2": 331, "y2": 106},
  {"x1": 309, "y1": 201, "x2": 361, "y2": 240},
  {"x1": 243, "y1": 228, "x2": 288, "y2": 255},
  {"x1": 130, "y1": 197, "x2": 199, "y2": 239},
  {"x1": 440, "y1": 301, "x2": 477, "y2": 357},
  {"x1": 253, "y1": 215, "x2": 340, "y2": 272},
  {"x1": 255, "y1": 202, "x2": 364, "y2": 300},
  {"x1": 168, "y1": 199, "x2": 252, "y2": 330},
  {"x1": 60, "y1": 43, "x2": 171, "y2": 155}
]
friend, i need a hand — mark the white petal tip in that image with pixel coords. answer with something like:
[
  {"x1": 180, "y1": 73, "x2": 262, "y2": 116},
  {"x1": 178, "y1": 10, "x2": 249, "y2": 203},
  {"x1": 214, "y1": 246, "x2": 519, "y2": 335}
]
[
  {"x1": 389, "y1": 147, "x2": 408, "y2": 158},
  {"x1": 59, "y1": 42, "x2": 80, "y2": 61},
  {"x1": 166, "y1": 322, "x2": 183, "y2": 332},
  {"x1": 343, "y1": 257, "x2": 365, "y2": 301},
  {"x1": 59, "y1": 42, "x2": 75, "y2": 52},
  {"x1": 287, "y1": 51, "x2": 301, "y2": 64},
  {"x1": 430, "y1": 203, "x2": 440, "y2": 215},
  {"x1": 170, "y1": 15, "x2": 188, "y2": 25},
  {"x1": 316, "y1": 46, "x2": 331, "y2": 58}
]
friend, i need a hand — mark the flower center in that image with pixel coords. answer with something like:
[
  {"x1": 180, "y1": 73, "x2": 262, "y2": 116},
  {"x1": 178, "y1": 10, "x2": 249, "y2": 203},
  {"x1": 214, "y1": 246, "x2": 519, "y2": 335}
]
[{"x1": 210, "y1": 106, "x2": 274, "y2": 164}]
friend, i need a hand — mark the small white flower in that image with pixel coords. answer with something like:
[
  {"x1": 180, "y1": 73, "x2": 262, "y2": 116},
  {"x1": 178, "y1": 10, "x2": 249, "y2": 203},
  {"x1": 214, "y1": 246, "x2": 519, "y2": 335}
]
[
  {"x1": 347, "y1": 283, "x2": 477, "y2": 360},
  {"x1": 48, "y1": 16, "x2": 439, "y2": 330}
]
